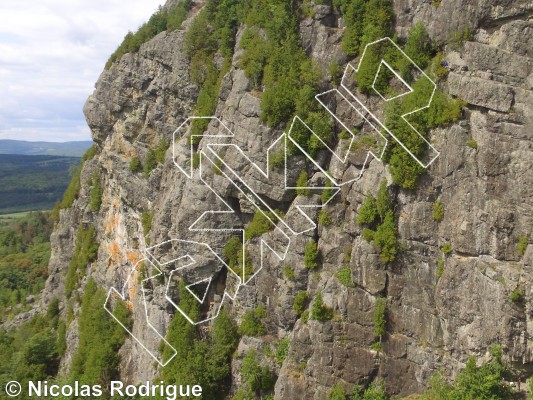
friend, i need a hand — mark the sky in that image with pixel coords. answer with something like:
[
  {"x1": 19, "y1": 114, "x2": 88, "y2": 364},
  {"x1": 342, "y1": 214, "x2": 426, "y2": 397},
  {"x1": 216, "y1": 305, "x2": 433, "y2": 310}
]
[{"x1": 0, "y1": 0, "x2": 163, "y2": 142}]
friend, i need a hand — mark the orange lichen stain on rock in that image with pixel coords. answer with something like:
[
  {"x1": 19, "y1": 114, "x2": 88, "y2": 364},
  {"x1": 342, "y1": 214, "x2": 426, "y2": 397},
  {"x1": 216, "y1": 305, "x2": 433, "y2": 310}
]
[
  {"x1": 128, "y1": 261, "x2": 145, "y2": 300},
  {"x1": 126, "y1": 251, "x2": 143, "y2": 266},
  {"x1": 129, "y1": 273, "x2": 139, "y2": 300},
  {"x1": 398, "y1": 210, "x2": 409, "y2": 222},
  {"x1": 105, "y1": 214, "x2": 120, "y2": 234},
  {"x1": 145, "y1": 127, "x2": 156, "y2": 143},
  {"x1": 106, "y1": 242, "x2": 121, "y2": 266}
]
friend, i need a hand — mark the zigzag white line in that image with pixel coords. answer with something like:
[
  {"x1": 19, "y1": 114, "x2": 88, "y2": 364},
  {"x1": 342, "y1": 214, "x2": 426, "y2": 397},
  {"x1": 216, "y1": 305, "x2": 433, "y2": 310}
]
[{"x1": 104, "y1": 36, "x2": 441, "y2": 365}]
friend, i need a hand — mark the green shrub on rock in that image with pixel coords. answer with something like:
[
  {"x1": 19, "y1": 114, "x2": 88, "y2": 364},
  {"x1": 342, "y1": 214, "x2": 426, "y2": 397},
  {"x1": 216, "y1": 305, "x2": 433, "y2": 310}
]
[
  {"x1": 293, "y1": 291, "x2": 309, "y2": 317},
  {"x1": 311, "y1": 292, "x2": 333, "y2": 321},
  {"x1": 304, "y1": 240, "x2": 319, "y2": 269}
]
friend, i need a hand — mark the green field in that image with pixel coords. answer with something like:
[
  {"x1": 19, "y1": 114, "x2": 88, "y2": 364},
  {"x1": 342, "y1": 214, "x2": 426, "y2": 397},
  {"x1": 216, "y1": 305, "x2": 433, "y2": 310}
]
[
  {"x1": 0, "y1": 211, "x2": 31, "y2": 219},
  {"x1": 0, "y1": 154, "x2": 80, "y2": 214}
]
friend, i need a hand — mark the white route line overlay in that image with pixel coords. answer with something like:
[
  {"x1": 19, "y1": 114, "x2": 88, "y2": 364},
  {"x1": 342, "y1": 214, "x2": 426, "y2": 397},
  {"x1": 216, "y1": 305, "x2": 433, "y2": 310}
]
[{"x1": 104, "y1": 36, "x2": 440, "y2": 366}]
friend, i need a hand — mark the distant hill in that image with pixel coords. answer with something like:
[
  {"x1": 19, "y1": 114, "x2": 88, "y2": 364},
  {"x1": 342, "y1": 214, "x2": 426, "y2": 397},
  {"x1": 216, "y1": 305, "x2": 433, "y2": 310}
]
[
  {"x1": 0, "y1": 140, "x2": 93, "y2": 157},
  {"x1": 0, "y1": 154, "x2": 80, "y2": 214}
]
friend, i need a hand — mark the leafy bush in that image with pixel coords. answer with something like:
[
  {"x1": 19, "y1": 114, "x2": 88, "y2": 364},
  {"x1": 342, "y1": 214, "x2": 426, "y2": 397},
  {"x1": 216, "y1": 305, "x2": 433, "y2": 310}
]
[
  {"x1": 432, "y1": 52, "x2": 449, "y2": 79},
  {"x1": 304, "y1": 240, "x2": 319, "y2": 269},
  {"x1": 191, "y1": 60, "x2": 226, "y2": 138},
  {"x1": 223, "y1": 237, "x2": 242, "y2": 268},
  {"x1": 432, "y1": 200, "x2": 444, "y2": 222},
  {"x1": 387, "y1": 150, "x2": 425, "y2": 190},
  {"x1": 353, "y1": 381, "x2": 389, "y2": 399},
  {"x1": 441, "y1": 242, "x2": 453, "y2": 255},
  {"x1": 340, "y1": 0, "x2": 366, "y2": 56},
  {"x1": 466, "y1": 139, "x2": 478, "y2": 149},
  {"x1": 238, "y1": 305, "x2": 267, "y2": 337},
  {"x1": 245, "y1": 209, "x2": 278, "y2": 240},
  {"x1": 89, "y1": 172, "x2": 103, "y2": 212},
  {"x1": 239, "y1": 27, "x2": 271, "y2": 87},
  {"x1": 375, "y1": 181, "x2": 391, "y2": 220},
  {"x1": 371, "y1": 341, "x2": 383, "y2": 353},
  {"x1": 192, "y1": 152, "x2": 200, "y2": 169},
  {"x1": 422, "y1": 349, "x2": 513, "y2": 399},
  {"x1": 239, "y1": 349, "x2": 274, "y2": 395},
  {"x1": 374, "y1": 296, "x2": 387, "y2": 340},
  {"x1": 357, "y1": 193, "x2": 378, "y2": 225},
  {"x1": 301, "y1": 310, "x2": 310, "y2": 323},
  {"x1": 509, "y1": 287, "x2": 524, "y2": 303},
  {"x1": 212, "y1": 157, "x2": 223, "y2": 175},
  {"x1": 269, "y1": 150, "x2": 285, "y2": 170},
  {"x1": 517, "y1": 235, "x2": 528, "y2": 256},
  {"x1": 318, "y1": 210, "x2": 331, "y2": 226},
  {"x1": 356, "y1": 181, "x2": 398, "y2": 263},
  {"x1": 342, "y1": 245, "x2": 352, "y2": 262},
  {"x1": 224, "y1": 236, "x2": 253, "y2": 280},
  {"x1": 65, "y1": 226, "x2": 99, "y2": 298},
  {"x1": 296, "y1": 171, "x2": 310, "y2": 196},
  {"x1": 328, "y1": 60, "x2": 343, "y2": 85},
  {"x1": 330, "y1": 381, "x2": 390, "y2": 400},
  {"x1": 141, "y1": 211, "x2": 154, "y2": 237},
  {"x1": 336, "y1": 267, "x2": 354, "y2": 287},
  {"x1": 321, "y1": 181, "x2": 335, "y2": 204},
  {"x1": 143, "y1": 148, "x2": 158, "y2": 176},
  {"x1": 155, "y1": 138, "x2": 170, "y2": 164},
  {"x1": 129, "y1": 156, "x2": 142, "y2": 173},
  {"x1": 404, "y1": 22, "x2": 433, "y2": 71},
  {"x1": 311, "y1": 292, "x2": 333, "y2": 321},
  {"x1": 283, "y1": 265, "x2": 295, "y2": 280},
  {"x1": 436, "y1": 256, "x2": 444, "y2": 278},
  {"x1": 293, "y1": 291, "x2": 309, "y2": 317},
  {"x1": 329, "y1": 382, "x2": 346, "y2": 400},
  {"x1": 361, "y1": 0, "x2": 394, "y2": 45},
  {"x1": 274, "y1": 338, "x2": 290, "y2": 365}
]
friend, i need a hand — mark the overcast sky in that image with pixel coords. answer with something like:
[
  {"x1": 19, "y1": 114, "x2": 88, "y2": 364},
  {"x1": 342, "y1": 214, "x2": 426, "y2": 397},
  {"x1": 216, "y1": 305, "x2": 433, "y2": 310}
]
[{"x1": 0, "y1": 0, "x2": 163, "y2": 142}]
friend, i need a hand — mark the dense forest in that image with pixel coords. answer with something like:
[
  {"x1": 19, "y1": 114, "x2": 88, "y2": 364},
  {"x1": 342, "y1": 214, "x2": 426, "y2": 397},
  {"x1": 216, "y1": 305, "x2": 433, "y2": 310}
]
[
  {"x1": 0, "y1": 212, "x2": 53, "y2": 320},
  {"x1": 0, "y1": 155, "x2": 80, "y2": 214}
]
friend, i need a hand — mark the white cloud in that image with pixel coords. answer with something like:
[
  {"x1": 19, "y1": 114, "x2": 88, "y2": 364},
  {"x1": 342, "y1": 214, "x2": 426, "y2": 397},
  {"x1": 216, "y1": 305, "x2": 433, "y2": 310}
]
[{"x1": 0, "y1": 0, "x2": 163, "y2": 142}]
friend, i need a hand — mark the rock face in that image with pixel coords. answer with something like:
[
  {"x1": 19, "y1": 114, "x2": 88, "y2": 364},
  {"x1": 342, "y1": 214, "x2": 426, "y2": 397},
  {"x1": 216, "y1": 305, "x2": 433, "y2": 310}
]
[{"x1": 19, "y1": 0, "x2": 533, "y2": 398}]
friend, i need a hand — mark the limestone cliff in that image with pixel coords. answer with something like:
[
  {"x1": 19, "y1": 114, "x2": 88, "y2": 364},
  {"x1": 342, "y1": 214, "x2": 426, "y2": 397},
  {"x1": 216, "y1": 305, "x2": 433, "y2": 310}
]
[{"x1": 29, "y1": 0, "x2": 533, "y2": 398}]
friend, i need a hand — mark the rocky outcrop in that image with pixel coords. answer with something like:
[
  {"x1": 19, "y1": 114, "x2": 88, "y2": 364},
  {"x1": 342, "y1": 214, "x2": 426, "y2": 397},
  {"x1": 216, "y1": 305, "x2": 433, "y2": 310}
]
[{"x1": 27, "y1": 0, "x2": 533, "y2": 398}]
